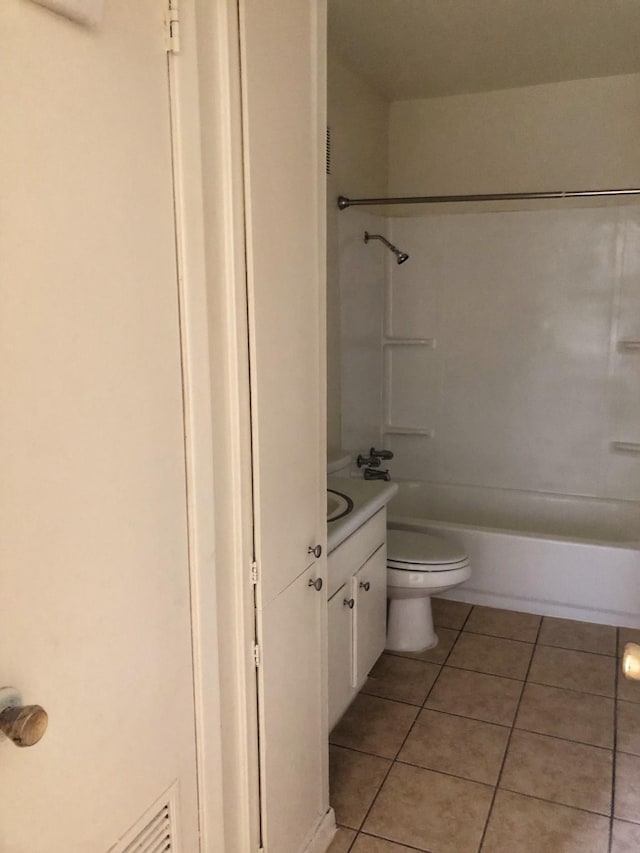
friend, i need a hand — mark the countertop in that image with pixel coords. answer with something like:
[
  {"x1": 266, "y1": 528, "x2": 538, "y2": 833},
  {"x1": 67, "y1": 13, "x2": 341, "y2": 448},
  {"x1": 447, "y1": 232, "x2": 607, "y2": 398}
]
[{"x1": 327, "y1": 476, "x2": 398, "y2": 553}]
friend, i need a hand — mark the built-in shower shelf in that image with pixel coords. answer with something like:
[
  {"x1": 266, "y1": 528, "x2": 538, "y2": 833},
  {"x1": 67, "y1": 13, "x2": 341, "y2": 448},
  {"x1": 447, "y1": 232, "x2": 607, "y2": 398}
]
[
  {"x1": 610, "y1": 441, "x2": 640, "y2": 454},
  {"x1": 383, "y1": 338, "x2": 436, "y2": 348},
  {"x1": 618, "y1": 341, "x2": 640, "y2": 352},
  {"x1": 383, "y1": 425, "x2": 435, "y2": 437}
]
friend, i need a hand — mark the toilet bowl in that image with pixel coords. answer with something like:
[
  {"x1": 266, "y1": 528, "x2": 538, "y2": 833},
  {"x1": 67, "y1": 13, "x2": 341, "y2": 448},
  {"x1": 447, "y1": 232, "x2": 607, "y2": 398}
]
[{"x1": 386, "y1": 526, "x2": 471, "y2": 652}]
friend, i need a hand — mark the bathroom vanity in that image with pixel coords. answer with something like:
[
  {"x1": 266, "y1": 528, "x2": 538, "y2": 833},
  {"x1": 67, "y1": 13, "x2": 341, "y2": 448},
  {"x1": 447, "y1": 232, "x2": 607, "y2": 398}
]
[{"x1": 327, "y1": 477, "x2": 397, "y2": 729}]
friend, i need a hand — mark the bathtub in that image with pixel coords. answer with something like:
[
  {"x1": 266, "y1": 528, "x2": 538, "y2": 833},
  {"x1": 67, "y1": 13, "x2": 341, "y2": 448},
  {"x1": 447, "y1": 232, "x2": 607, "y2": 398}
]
[{"x1": 388, "y1": 480, "x2": 640, "y2": 628}]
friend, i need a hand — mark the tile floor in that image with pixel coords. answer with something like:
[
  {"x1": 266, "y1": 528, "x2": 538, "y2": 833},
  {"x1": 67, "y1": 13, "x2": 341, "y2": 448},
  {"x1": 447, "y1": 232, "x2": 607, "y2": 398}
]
[{"x1": 328, "y1": 598, "x2": 640, "y2": 853}]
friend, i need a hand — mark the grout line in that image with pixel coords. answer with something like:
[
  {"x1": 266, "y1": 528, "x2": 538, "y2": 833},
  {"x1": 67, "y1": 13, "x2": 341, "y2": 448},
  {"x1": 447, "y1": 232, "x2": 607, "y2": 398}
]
[
  {"x1": 609, "y1": 628, "x2": 620, "y2": 853},
  {"x1": 461, "y1": 627, "x2": 538, "y2": 646},
  {"x1": 350, "y1": 830, "x2": 433, "y2": 853},
  {"x1": 525, "y1": 674, "x2": 616, "y2": 700},
  {"x1": 477, "y1": 611, "x2": 543, "y2": 852},
  {"x1": 496, "y1": 786, "x2": 613, "y2": 819},
  {"x1": 534, "y1": 639, "x2": 617, "y2": 659}
]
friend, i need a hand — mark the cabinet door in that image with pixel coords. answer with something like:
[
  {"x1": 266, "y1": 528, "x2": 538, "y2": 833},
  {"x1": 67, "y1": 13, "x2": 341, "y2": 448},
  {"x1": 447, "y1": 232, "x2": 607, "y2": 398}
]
[
  {"x1": 328, "y1": 585, "x2": 354, "y2": 731},
  {"x1": 353, "y1": 545, "x2": 388, "y2": 688},
  {"x1": 257, "y1": 565, "x2": 326, "y2": 853},
  {"x1": 239, "y1": 0, "x2": 326, "y2": 606}
]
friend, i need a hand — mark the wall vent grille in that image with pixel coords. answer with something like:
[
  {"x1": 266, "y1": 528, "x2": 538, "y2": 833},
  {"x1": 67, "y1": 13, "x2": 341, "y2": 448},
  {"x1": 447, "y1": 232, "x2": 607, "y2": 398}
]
[
  {"x1": 326, "y1": 126, "x2": 331, "y2": 175},
  {"x1": 122, "y1": 804, "x2": 171, "y2": 852},
  {"x1": 110, "y1": 784, "x2": 178, "y2": 853}
]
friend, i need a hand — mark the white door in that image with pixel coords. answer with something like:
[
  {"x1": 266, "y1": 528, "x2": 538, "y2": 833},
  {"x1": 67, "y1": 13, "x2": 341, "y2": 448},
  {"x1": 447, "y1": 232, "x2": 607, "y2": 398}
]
[
  {"x1": 1, "y1": 3, "x2": 200, "y2": 851},
  {"x1": 238, "y1": 0, "x2": 329, "y2": 849},
  {"x1": 258, "y1": 566, "x2": 326, "y2": 853},
  {"x1": 239, "y1": 0, "x2": 326, "y2": 607}
]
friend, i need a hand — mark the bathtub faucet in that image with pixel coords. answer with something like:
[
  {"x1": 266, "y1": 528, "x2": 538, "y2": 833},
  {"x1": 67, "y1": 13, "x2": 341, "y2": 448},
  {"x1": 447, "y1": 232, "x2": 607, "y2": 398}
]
[{"x1": 364, "y1": 468, "x2": 391, "y2": 481}]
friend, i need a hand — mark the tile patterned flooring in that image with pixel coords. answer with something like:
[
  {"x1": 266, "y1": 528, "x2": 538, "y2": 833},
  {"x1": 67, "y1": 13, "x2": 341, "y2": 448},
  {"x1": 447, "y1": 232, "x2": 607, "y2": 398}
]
[{"x1": 328, "y1": 599, "x2": 640, "y2": 853}]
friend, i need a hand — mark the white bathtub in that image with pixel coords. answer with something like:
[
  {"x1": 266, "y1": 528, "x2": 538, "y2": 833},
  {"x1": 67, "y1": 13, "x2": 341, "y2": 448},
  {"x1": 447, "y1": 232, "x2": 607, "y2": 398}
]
[{"x1": 389, "y1": 480, "x2": 640, "y2": 628}]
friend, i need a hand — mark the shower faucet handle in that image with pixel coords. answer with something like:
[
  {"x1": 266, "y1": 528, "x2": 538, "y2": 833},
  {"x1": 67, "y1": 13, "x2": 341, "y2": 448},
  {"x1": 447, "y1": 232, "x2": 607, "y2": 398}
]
[
  {"x1": 357, "y1": 454, "x2": 381, "y2": 468},
  {"x1": 370, "y1": 447, "x2": 394, "y2": 461}
]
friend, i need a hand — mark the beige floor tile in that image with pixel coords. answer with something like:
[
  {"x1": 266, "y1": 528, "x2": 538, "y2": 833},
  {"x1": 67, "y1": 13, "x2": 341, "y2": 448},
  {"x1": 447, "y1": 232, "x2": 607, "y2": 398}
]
[
  {"x1": 398, "y1": 708, "x2": 509, "y2": 784},
  {"x1": 328, "y1": 826, "x2": 357, "y2": 853},
  {"x1": 481, "y1": 790, "x2": 610, "y2": 853},
  {"x1": 464, "y1": 605, "x2": 540, "y2": 642},
  {"x1": 618, "y1": 701, "x2": 640, "y2": 755},
  {"x1": 361, "y1": 654, "x2": 440, "y2": 706},
  {"x1": 363, "y1": 763, "x2": 493, "y2": 853},
  {"x1": 538, "y1": 616, "x2": 617, "y2": 656},
  {"x1": 431, "y1": 597, "x2": 472, "y2": 629},
  {"x1": 426, "y1": 667, "x2": 523, "y2": 726},
  {"x1": 388, "y1": 626, "x2": 459, "y2": 665},
  {"x1": 619, "y1": 628, "x2": 640, "y2": 657},
  {"x1": 528, "y1": 645, "x2": 616, "y2": 697},
  {"x1": 330, "y1": 694, "x2": 419, "y2": 759},
  {"x1": 515, "y1": 682, "x2": 614, "y2": 748},
  {"x1": 329, "y1": 746, "x2": 391, "y2": 829},
  {"x1": 500, "y1": 729, "x2": 613, "y2": 815},
  {"x1": 447, "y1": 632, "x2": 533, "y2": 680},
  {"x1": 612, "y1": 819, "x2": 640, "y2": 853},
  {"x1": 618, "y1": 674, "x2": 640, "y2": 704},
  {"x1": 615, "y1": 752, "x2": 640, "y2": 822},
  {"x1": 351, "y1": 835, "x2": 420, "y2": 852}
]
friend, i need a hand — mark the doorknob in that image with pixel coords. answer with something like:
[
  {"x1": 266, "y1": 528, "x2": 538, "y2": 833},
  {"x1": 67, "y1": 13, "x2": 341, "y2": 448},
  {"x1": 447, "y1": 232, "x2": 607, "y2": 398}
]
[
  {"x1": 308, "y1": 544, "x2": 322, "y2": 559},
  {"x1": 0, "y1": 687, "x2": 48, "y2": 748}
]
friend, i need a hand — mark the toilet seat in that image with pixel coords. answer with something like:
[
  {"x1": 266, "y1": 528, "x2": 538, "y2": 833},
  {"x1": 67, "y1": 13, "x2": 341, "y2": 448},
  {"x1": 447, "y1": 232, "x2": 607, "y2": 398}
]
[{"x1": 387, "y1": 529, "x2": 469, "y2": 572}]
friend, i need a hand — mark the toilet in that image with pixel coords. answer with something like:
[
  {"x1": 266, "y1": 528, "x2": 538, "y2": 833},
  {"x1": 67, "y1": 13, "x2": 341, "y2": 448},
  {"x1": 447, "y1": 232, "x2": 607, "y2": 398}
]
[
  {"x1": 327, "y1": 450, "x2": 471, "y2": 653},
  {"x1": 386, "y1": 525, "x2": 471, "y2": 652}
]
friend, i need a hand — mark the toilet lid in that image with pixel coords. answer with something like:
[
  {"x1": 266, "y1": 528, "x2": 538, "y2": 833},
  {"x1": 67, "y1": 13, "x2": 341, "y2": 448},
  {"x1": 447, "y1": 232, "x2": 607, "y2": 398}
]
[{"x1": 387, "y1": 529, "x2": 468, "y2": 566}]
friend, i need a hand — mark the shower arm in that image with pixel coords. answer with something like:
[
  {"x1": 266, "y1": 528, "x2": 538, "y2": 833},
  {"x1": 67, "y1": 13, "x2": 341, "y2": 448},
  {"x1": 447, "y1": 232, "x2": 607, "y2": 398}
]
[{"x1": 364, "y1": 232, "x2": 395, "y2": 252}]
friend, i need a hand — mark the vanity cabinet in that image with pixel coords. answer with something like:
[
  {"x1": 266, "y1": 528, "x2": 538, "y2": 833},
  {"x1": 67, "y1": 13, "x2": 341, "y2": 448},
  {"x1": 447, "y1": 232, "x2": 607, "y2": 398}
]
[{"x1": 328, "y1": 510, "x2": 388, "y2": 730}]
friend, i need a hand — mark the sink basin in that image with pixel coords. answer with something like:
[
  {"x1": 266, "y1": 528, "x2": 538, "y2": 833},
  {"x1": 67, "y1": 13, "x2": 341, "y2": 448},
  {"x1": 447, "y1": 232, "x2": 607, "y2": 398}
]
[{"x1": 327, "y1": 489, "x2": 353, "y2": 522}]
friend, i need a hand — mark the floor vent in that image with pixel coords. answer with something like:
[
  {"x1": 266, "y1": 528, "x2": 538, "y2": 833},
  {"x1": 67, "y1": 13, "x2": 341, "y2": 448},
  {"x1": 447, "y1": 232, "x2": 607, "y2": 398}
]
[{"x1": 110, "y1": 784, "x2": 178, "y2": 853}]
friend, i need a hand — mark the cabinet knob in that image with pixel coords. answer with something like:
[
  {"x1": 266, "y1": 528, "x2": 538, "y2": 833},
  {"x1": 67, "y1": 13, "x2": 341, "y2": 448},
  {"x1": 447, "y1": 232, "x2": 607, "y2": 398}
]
[
  {"x1": 308, "y1": 544, "x2": 322, "y2": 559},
  {"x1": 308, "y1": 577, "x2": 323, "y2": 592},
  {"x1": 0, "y1": 688, "x2": 48, "y2": 749},
  {"x1": 344, "y1": 598, "x2": 355, "y2": 609},
  {"x1": 359, "y1": 581, "x2": 371, "y2": 592}
]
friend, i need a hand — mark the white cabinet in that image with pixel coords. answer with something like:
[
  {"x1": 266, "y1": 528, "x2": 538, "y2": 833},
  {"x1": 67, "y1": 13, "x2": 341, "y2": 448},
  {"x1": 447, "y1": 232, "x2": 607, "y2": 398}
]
[
  {"x1": 328, "y1": 512, "x2": 388, "y2": 730},
  {"x1": 353, "y1": 547, "x2": 388, "y2": 688}
]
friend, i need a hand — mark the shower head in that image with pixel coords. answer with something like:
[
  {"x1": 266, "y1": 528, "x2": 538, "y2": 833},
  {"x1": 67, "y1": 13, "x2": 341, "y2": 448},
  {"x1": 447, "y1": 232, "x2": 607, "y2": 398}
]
[{"x1": 364, "y1": 231, "x2": 409, "y2": 265}]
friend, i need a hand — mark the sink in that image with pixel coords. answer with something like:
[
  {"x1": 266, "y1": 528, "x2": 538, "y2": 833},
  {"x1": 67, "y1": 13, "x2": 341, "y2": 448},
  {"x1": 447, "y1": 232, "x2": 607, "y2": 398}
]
[{"x1": 327, "y1": 489, "x2": 353, "y2": 522}]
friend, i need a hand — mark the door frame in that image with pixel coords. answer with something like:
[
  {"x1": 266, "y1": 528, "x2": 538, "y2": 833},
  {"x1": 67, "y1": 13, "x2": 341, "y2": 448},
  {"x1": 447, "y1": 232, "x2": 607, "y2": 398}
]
[{"x1": 174, "y1": 3, "x2": 261, "y2": 851}]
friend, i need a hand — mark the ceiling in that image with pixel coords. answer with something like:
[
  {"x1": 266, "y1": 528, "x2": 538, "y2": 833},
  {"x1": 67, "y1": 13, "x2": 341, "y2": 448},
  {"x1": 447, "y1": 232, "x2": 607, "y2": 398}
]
[{"x1": 328, "y1": 0, "x2": 640, "y2": 101}]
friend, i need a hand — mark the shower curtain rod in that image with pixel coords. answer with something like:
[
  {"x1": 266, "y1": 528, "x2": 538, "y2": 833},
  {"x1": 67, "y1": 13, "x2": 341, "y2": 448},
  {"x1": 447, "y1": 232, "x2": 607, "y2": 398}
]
[{"x1": 337, "y1": 187, "x2": 640, "y2": 210}]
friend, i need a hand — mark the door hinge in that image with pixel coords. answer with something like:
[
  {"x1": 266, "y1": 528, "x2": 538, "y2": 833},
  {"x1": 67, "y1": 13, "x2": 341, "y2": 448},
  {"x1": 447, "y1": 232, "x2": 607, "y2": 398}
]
[
  {"x1": 253, "y1": 643, "x2": 261, "y2": 668},
  {"x1": 165, "y1": 0, "x2": 180, "y2": 54},
  {"x1": 250, "y1": 561, "x2": 258, "y2": 585}
]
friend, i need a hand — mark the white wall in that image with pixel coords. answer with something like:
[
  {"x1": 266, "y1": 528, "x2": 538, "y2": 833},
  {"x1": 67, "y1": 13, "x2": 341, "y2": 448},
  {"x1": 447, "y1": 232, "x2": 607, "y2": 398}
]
[
  {"x1": 389, "y1": 73, "x2": 640, "y2": 200},
  {"x1": 384, "y1": 206, "x2": 640, "y2": 502},
  {"x1": 327, "y1": 53, "x2": 388, "y2": 451}
]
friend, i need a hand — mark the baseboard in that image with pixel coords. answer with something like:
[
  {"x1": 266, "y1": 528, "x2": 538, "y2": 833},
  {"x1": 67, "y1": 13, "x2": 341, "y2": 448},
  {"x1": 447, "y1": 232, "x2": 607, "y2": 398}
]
[{"x1": 303, "y1": 807, "x2": 337, "y2": 853}]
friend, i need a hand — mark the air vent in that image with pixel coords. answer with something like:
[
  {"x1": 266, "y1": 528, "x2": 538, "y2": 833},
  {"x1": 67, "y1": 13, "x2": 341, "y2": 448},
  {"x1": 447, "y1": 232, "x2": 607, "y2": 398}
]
[
  {"x1": 326, "y1": 126, "x2": 331, "y2": 175},
  {"x1": 110, "y1": 785, "x2": 177, "y2": 853}
]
